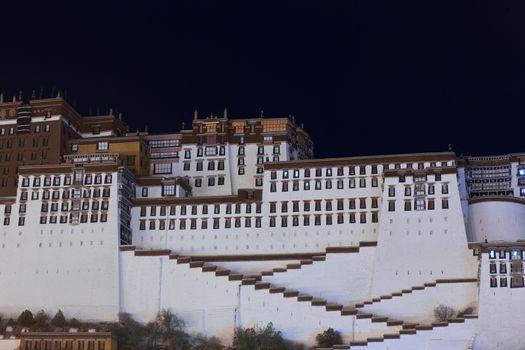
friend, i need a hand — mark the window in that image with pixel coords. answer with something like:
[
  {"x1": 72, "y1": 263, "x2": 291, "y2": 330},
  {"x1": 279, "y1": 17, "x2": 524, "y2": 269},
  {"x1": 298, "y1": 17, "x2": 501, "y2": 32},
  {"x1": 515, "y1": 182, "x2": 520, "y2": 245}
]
[
  {"x1": 500, "y1": 277, "x2": 508, "y2": 287},
  {"x1": 349, "y1": 179, "x2": 355, "y2": 188},
  {"x1": 415, "y1": 198, "x2": 425, "y2": 211},
  {"x1": 404, "y1": 186, "x2": 411, "y2": 196},
  {"x1": 325, "y1": 180, "x2": 332, "y2": 189},
  {"x1": 442, "y1": 199, "x2": 449, "y2": 209},
  {"x1": 142, "y1": 188, "x2": 148, "y2": 197},
  {"x1": 273, "y1": 145, "x2": 280, "y2": 154},
  {"x1": 511, "y1": 276, "x2": 524, "y2": 288},
  {"x1": 162, "y1": 184, "x2": 176, "y2": 196},
  {"x1": 218, "y1": 161, "x2": 225, "y2": 170},
  {"x1": 154, "y1": 163, "x2": 172, "y2": 174},
  {"x1": 71, "y1": 143, "x2": 78, "y2": 152},
  {"x1": 315, "y1": 180, "x2": 321, "y2": 190},
  {"x1": 219, "y1": 146, "x2": 226, "y2": 155},
  {"x1": 208, "y1": 177, "x2": 215, "y2": 186},
  {"x1": 428, "y1": 199, "x2": 435, "y2": 210},
  {"x1": 500, "y1": 263, "x2": 507, "y2": 274},
  {"x1": 359, "y1": 178, "x2": 366, "y2": 188},
  {"x1": 490, "y1": 277, "x2": 497, "y2": 288},
  {"x1": 105, "y1": 175, "x2": 112, "y2": 184},
  {"x1": 219, "y1": 177, "x2": 225, "y2": 186},
  {"x1": 282, "y1": 182, "x2": 288, "y2": 192},
  {"x1": 238, "y1": 167, "x2": 245, "y2": 175},
  {"x1": 442, "y1": 183, "x2": 449, "y2": 194},
  {"x1": 388, "y1": 201, "x2": 395, "y2": 212},
  {"x1": 238, "y1": 146, "x2": 245, "y2": 156},
  {"x1": 304, "y1": 181, "x2": 310, "y2": 190},
  {"x1": 360, "y1": 212, "x2": 366, "y2": 223},
  {"x1": 18, "y1": 217, "x2": 25, "y2": 226},
  {"x1": 371, "y1": 177, "x2": 378, "y2": 187},
  {"x1": 404, "y1": 201, "x2": 412, "y2": 211},
  {"x1": 257, "y1": 146, "x2": 264, "y2": 155},
  {"x1": 326, "y1": 168, "x2": 332, "y2": 176},
  {"x1": 97, "y1": 141, "x2": 109, "y2": 150},
  {"x1": 388, "y1": 187, "x2": 395, "y2": 197},
  {"x1": 490, "y1": 262, "x2": 497, "y2": 274}
]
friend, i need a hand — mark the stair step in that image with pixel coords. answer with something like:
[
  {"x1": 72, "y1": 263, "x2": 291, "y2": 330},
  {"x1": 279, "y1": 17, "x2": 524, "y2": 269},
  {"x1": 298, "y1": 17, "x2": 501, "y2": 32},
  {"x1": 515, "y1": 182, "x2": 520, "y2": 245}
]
[
  {"x1": 424, "y1": 282, "x2": 437, "y2": 287},
  {"x1": 326, "y1": 304, "x2": 343, "y2": 311},
  {"x1": 228, "y1": 274, "x2": 243, "y2": 281},
  {"x1": 297, "y1": 294, "x2": 313, "y2": 302},
  {"x1": 201, "y1": 264, "x2": 217, "y2": 272},
  {"x1": 312, "y1": 255, "x2": 326, "y2": 261},
  {"x1": 269, "y1": 287, "x2": 285, "y2": 294},
  {"x1": 371, "y1": 316, "x2": 388, "y2": 323},
  {"x1": 432, "y1": 322, "x2": 449, "y2": 327},
  {"x1": 261, "y1": 270, "x2": 274, "y2": 276},
  {"x1": 416, "y1": 325, "x2": 433, "y2": 331},
  {"x1": 392, "y1": 292, "x2": 402, "y2": 296},
  {"x1": 367, "y1": 337, "x2": 384, "y2": 342},
  {"x1": 273, "y1": 268, "x2": 287, "y2": 273},
  {"x1": 283, "y1": 290, "x2": 299, "y2": 298},
  {"x1": 332, "y1": 346, "x2": 350, "y2": 350},
  {"x1": 311, "y1": 298, "x2": 327, "y2": 306},
  {"x1": 189, "y1": 261, "x2": 204, "y2": 268},
  {"x1": 177, "y1": 257, "x2": 191, "y2": 264},
  {"x1": 356, "y1": 313, "x2": 373, "y2": 319},
  {"x1": 215, "y1": 269, "x2": 231, "y2": 276},
  {"x1": 399, "y1": 329, "x2": 417, "y2": 335},
  {"x1": 380, "y1": 295, "x2": 392, "y2": 300},
  {"x1": 341, "y1": 308, "x2": 358, "y2": 316},
  {"x1": 402, "y1": 323, "x2": 417, "y2": 329},
  {"x1": 241, "y1": 278, "x2": 257, "y2": 285},
  {"x1": 372, "y1": 297, "x2": 381, "y2": 302},
  {"x1": 384, "y1": 333, "x2": 400, "y2": 339},
  {"x1": 254, "y1": 282, "x2": 271, "y2": 290},
  {"x1": 286, "y1": 263, "x2": 302, "y2": 269},
  {"x1": 386, "y1": 320, "x2": 403, "y2": 326},
  {"x1": 401, "y1": 289, "x2": 412, "y2": 293},
  {"x1": 300, "y1": 259, "x2": 313, "y2": 265},
  {"x1": 448, "y1": 318, "x2": 465, "y2": 323},
  {"x1": 354, "y1": 303, "x2": 364, "y2": 308},
  {"x1": 412, "y1": 286, "x2": 424, "y2": 290},
  {"x1": 349, "y1": 340, "x2": 368, "y2": 346}
]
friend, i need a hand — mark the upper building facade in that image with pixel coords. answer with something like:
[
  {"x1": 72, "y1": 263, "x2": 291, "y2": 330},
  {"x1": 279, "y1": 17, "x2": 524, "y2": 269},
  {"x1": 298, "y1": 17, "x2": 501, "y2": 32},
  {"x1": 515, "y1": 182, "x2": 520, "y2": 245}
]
[{"x1": 0, "y1": 94, "x2": 524, "y2": 350}]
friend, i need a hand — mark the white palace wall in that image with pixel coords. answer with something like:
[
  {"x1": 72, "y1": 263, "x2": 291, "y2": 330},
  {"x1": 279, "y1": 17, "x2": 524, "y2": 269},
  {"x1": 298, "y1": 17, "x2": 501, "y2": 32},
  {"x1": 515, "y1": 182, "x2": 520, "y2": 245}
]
[
  {"x1": 467, "y1": 200, "x2": 525, "y2": 243},
  {"x1": 371, "y1": 172, "x2": 479, "y2": 296},
  {"x1": 261, "y1": 247, "x2": 376, "y2": 305},
  {"x1": 0, "y1": 172, "x2": 121, "y2": 321}
]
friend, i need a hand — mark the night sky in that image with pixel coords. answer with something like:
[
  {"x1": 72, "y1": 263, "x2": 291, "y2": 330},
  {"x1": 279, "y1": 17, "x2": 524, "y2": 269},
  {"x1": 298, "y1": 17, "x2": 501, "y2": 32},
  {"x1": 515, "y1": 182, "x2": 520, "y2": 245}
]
[{"x1": 1, "y1": 1, "x2": 524, "y2": 158}]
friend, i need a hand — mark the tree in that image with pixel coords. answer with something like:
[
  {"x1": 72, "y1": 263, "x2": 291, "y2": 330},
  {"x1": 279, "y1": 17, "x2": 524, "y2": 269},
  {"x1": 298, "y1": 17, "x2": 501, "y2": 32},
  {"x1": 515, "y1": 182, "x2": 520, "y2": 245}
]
[
  {"x1": 17, "y1": 310, "x2": 35, "y2": 327},
  {"x1": 34, "y1": 310, "x2": 50, "y2": 331},
  {"x1": 51, "y1": 310, "x2": 66, "y2": 328},
  {"x1": 434, "y1": 304, "x2": 456, "y2": 322},
  {"x1": 316, "y1": 328, "x2": 343, "y2": 348},
  {"x1": 232, "y1": 323, "x2": 287, "y2": 350},
  {"x1": 191, "y1": 335, "x2": 223, "y2": 349}
]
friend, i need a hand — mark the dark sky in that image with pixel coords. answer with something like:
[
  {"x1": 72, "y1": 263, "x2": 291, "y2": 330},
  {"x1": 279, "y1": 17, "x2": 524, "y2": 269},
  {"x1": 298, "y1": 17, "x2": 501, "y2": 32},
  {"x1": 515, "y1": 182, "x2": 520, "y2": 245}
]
[{"x1": 1, "y1": 1, "x2": 524, "y2": 158}]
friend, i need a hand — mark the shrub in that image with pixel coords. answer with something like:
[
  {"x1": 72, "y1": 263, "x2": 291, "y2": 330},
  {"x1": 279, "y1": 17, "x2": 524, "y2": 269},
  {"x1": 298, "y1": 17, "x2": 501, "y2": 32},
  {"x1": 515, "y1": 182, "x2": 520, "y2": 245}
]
[
  {"x1": 51, "y1": 310, "x2": 67, "y2": 328},
  {"x1": 457, "y1": 307, "x2": 474, "y2": 317},
  {"x1": 17, "y1": 310, "x2": 35, "y2": 327},
  {"x1": 34, "y1": 310, "x2": 50, "y2": 331},
  {"x1": 316, "y1": 328, "x2": 343, "y2": 348},
  {"x1": 232, "y1": 323, "x2": 287, "y2": 350},
  {"x1": 434, "y1": 304, "x2": 456, "y2": 321},
  {"x1": 191, "y1": 335, "x2": 224, "y2": 349}
]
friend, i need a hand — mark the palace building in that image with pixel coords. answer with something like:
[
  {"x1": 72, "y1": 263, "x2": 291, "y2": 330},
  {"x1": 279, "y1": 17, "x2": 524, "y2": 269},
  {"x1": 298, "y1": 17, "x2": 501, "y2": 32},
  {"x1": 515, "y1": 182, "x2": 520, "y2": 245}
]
[{"x1": 0, "y1": 94, "x2": 524, "y2": 349}]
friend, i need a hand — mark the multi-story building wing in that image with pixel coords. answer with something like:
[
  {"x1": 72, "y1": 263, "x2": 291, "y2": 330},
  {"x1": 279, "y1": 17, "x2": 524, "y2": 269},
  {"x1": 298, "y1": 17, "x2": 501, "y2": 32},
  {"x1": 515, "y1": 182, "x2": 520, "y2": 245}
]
[{"x1": 0, "y1": 95, "x2": 525, "y2": 350}]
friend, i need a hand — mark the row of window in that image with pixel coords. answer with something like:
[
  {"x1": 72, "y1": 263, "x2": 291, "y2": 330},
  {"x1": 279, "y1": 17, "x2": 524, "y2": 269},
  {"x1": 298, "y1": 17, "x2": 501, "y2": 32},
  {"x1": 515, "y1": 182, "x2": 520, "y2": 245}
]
[
  {"x1": 388, "y1": 198, "x2": 449, "y2": 211},
  {"x1": 270, "y1": 163, "x2": 449, "y2": 180},
  {"x1": 38, "y1": 200, "x2": 109, "y2": 213},
  {"x1": 149, "y1": 139, "x2": 180, "y2": 148},
  {"x1": 138, "y1": 212, "x2": 379, "y2": 231},
  {"x1": 183, "y1": 145, "x2": 282, "y2": 160},
  {"x1": 269, "y1": 198, "x2": 379, "y2": 213},
  {"x1": 22, "y1": 339, "x2": 106, "y2": 350},
  {"x1": 489, "y1": 261, "x2": 523, "y2": 274},
  {"x1": 488, "y1": 249, "x2": 523, "y2": 260},
  {"x1": 490, "y1": 276, "x2": 524, "y2": 288},
  {"x1": 0, "y1": 136, "x2": 50, "y2": 149},
  {"x1": 17, "y1": 188, "x2": 112, "y2": 203},
  {"x1": 139, "y1": 203, "x2": 263, "y2": 217},
  {"x1": 388, "y1": 183, "x2": 448, "y2": 197},
  {"x1": 270, "y1": 178, "x2": 379, "y2": 192},
  {"x1": 0, "y1": 124, "x2": 51, "y2": 137},
  {"x1": 37, "y1": 212, "x2": 109, "y2": 224},
  {"x1": 21, "y1": 174, "x2": 112, "y2": 188}
]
